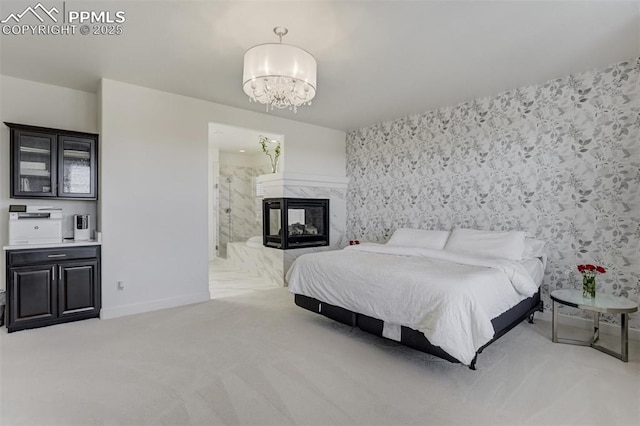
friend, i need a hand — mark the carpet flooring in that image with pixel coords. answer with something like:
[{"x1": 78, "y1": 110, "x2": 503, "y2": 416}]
[{"x1": 1, "y1": 288, "x2": 638, "y2": 425}]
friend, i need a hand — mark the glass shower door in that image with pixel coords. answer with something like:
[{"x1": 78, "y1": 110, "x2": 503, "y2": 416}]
[{"x1": 218, "y1": 176, "x2": 233, "y2": 258}]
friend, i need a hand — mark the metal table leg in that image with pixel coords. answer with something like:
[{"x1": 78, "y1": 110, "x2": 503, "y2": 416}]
[
  {"x1": 552, "y1": 299, "x2": 558, "y2": 343},
  {"x1": 590, "y1": 313, "x2": 630, "y2": 362},
  {"x1": 553, "y1": 302, "x2": 607, "y2": 348},
  {"x1": 621, "y1": 313, "x2": 628, "y2": 362}
]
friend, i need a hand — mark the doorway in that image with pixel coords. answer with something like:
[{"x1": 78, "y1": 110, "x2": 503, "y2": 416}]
[{"x1": 208, "y1": 123, "x2": 284, "y2": 298}]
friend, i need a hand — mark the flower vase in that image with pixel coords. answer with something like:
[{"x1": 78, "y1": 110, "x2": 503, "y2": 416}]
[
  {"x1": 271, "y1": 158, "x2": 279, "y2": 174},
  {"x1": 582, "y1": 275, "x2": 596, "y2": 298}
]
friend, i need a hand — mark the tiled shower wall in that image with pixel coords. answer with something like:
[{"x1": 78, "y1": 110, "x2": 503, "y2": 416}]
[
  {"x1": 218, "y1": 163, "x2": 270, "y2": 257},
  {"x1": 346, "y1": 58, "x2": 640, "y2": 328}
]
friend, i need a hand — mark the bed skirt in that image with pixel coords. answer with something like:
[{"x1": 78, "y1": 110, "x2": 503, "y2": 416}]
[{"x1": 294, "y1": 290, "x2": 543, "y2": 369}]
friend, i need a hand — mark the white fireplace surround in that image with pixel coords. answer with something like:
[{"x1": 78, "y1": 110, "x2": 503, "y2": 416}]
[
  {"x1": 258, "y1": 172, "x2": 349, "y2": 195},
  {"x1": 225, "y1": 172, "x2": 348, "y2": 286},
  {"x1": 258, "y1": 172, "x2": 348, "y2": 249}
]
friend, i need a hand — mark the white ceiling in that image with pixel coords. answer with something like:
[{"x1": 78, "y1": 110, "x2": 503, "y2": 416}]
[{"x1": 1, "y1": 1, "x2": 638, "y2": 131}]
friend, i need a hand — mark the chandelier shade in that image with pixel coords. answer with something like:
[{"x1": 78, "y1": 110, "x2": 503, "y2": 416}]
[{"x1": 242, "y1": 28, "x2": 317, "y2": 113}]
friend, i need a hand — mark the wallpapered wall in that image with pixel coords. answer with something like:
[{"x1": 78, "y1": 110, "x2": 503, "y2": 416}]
[{"x1": 346, "y1": 58, "x2": 640, "y2": 328}]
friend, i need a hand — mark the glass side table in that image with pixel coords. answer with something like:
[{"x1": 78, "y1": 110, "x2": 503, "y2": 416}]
[{"x1": 551, "y1": 289, "x2": 638, "y2": 362}]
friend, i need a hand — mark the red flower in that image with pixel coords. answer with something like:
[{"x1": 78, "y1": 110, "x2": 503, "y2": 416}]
[
  {"x1": 585, "y1": 264, "x2": 596, "y2": 271},
  {"x1": 577, "y1": 265, "x2": 585, "y2": 272},
  {"x1": 596, "y1": 266, "x2": 606, "y2": 274}
]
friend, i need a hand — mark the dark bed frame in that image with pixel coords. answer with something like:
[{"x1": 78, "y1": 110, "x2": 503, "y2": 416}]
[{"x1": 295, "y1": 290, "x2": 543, "y2": 370}]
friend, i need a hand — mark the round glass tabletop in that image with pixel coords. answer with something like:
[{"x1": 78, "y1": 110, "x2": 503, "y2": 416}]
[{"x1": 551, "y1": 289, "x2": 638, "y2": 314}]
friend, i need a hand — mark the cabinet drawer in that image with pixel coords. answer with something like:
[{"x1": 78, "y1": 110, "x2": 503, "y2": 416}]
[{"x1": 8, "y1": 246, "x2": 100, "y2": 266}]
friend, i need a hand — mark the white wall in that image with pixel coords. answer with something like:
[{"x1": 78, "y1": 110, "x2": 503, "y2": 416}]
[
  {"x1": 0, "y1": 75, "x2": 98, "y2": 291},
  {"x1": 100, "y1": 78, "x2": 346, "y2": 318}
]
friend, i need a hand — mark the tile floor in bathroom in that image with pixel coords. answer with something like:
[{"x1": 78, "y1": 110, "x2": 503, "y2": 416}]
[{"x1": 209, "y1": 258, "x2": 280, "y2": 299}]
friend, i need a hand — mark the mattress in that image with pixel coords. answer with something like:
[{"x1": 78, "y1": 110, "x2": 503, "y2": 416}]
[
  {"x1": 521, "y1": 257, "x2": 545, "y2": 287},
  {"x1": 287, "y1": 243, "x2": 541, "y2": 365}
]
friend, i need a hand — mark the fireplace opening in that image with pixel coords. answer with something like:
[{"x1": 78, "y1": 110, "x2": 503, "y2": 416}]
[{"x1": 263, "y1": 198, "x2": 329, "y2": 249}]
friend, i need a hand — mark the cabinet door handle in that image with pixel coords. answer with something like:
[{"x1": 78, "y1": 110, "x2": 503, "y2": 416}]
[
  {"x1": 47, "y1": 254, "x2": 67, "y2": 258},
  {"x1": 59, "y1": 266, "x2": 63, "y2": 281},
  {"x1": 52, "y1": 267, "x2": 56, "y2": 282}
]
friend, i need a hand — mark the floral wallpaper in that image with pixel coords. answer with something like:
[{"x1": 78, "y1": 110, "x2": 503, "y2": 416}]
[{"x1": 346, "y1": 58, "x2": 640, "y2": 329}]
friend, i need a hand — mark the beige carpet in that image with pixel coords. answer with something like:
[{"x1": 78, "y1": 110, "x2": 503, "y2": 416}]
[{"x1": 1, "y1": 288, "x2": 638, "y2": 425}]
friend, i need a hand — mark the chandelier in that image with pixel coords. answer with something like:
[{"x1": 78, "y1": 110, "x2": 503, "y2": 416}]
[{"x1": 242, "y1": 27, "x2": 317, "y2": 113}]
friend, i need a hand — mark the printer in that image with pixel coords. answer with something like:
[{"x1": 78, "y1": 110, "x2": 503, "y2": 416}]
[{"x1": 9, "y1": 205, "x2": 63, "y2": 245}]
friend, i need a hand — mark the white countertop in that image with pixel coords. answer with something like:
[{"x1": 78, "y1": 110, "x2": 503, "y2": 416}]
[{"x1": 2, "y1": 240, "x2": 102, "y2": 251}]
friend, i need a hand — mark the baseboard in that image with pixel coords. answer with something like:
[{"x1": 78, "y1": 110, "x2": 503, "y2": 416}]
[
  {"x1": 538, "y1": 310, "x2": 640, "y2": 342},
  {"x1": 100, "y1": 291, "x2": 211, "y2": 320}
]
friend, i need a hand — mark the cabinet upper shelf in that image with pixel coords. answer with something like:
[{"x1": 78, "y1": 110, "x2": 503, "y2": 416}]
[
  {"x1": 20, "y1": 170, "x2": 51, "y2": 177},
  {"x1": 63, "y1": 150, "x2": 91, "y2": 159},
  {"x1": 20, "y1": 146, "x2": 51, "y2": 154}
]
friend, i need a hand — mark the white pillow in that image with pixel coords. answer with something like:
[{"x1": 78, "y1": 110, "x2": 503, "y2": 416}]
[
  {"x1": 387, "y1": 228, "x2": 450, "y2": 250},
  {"x1": 444, "y1": 229, "x2": 526, "y2": 261},
  {"x1": 522, "y1": 238, "x2": 546, "y2": 259}
]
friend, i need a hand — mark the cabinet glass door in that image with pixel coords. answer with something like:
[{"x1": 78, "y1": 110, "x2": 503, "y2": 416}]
[
  {"x1": 58, "y1": 136, "x2": 96, "y2": 198},
  {"x1": 14, "y1": 130, "x2": 56, "y2": 197}
]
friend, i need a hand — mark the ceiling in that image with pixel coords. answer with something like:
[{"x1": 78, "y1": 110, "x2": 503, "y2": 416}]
[{"x1": 1, "y1": 1, "x2": 638, "y2": 131}]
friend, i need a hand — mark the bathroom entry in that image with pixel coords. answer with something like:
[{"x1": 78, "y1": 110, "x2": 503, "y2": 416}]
[{"x1": 208, "y1": 123, "x2": 284, "y2": 261}]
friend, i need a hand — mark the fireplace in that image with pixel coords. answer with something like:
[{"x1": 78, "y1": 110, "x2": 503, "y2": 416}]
[{"x1": 263, "y1": 198, "x2": 329, "y2": 249}]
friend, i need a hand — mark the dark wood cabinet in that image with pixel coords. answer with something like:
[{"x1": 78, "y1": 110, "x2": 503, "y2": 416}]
[
  {"x1": 58, "y1": 261, "x2": 99, "y2": 317},
  {"x1": 5, "y1": 122, "x2": 98, "y2": 200},
  {"x1": 9, "y1": 265, "x2": 57, "y2": 326},
  {"x1": 6, "y1": 246, "x2": 101, "y2": 332}
]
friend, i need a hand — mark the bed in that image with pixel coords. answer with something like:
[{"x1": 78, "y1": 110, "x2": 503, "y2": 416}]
[{"x1": 286, "y1": 229, "x2": 546, "y2": 369}]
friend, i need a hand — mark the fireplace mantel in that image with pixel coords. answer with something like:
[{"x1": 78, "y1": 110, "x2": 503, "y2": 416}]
[{"x1": 258, "y1": 172, "x2": 349, "y2": 194}]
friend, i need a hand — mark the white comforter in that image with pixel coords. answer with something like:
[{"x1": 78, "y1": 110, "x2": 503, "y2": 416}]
[{"x1": 286, "y1": 243, "x2": 539, "y2": 365}]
